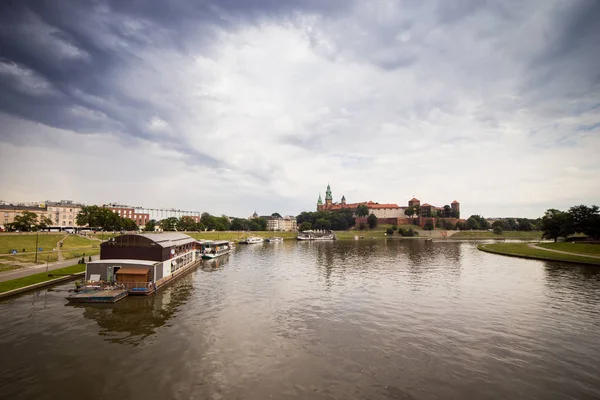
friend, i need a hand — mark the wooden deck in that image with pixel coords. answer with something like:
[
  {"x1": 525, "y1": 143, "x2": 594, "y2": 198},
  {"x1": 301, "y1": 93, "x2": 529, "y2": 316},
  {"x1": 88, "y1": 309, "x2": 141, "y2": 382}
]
[{"x1": 66, "y1": 289, "x2": 129, "y2": 304}]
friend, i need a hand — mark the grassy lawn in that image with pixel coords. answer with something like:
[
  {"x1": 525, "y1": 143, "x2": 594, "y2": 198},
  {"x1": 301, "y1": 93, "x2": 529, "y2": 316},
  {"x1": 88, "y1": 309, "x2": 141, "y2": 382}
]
[
  {"x1": 0, "y1": 234, "x2": 65, "y2": 254},
  {"x1": 478, "y1": 243, "x2": 600, "y2": 265},
  {"x1": 187, "y1": 231, "x2": 298, "y2": 241},
  {"x1": 62, "y1": 249, "x2": 100, "y2": 260},
  {"x1": 61, "y1": 235, "x2": 100, "y2": 249},
  {"x1": 451, "y1": 231, "x2": 542, "y2": 240},
  {"x1": 0, "y1": 264, "x2": 86, "y2": 293},
  {"x1": 537, "y1": 242, "x2": 600, "y2": 256}
]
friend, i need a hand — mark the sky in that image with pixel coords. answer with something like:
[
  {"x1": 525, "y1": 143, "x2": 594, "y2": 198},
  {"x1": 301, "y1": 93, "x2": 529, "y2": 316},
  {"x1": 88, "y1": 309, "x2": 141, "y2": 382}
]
[{"x1": 0, "y1": 0, "x2": 598, "y2": 218}]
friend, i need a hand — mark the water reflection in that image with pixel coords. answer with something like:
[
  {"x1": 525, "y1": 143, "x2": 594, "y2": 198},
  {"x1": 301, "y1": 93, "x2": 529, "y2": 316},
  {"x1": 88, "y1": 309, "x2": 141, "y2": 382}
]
[
  {"x1": 200, "y1": 254, "x2": 230, "y2": 272},
  {"x1": 74, "y1": 275, "x2": 195, "y2": 346}
]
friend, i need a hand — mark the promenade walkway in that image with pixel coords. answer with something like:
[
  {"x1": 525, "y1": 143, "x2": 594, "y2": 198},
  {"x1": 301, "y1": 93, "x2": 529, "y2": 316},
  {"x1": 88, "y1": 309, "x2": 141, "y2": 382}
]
[
  {"x1": 528, "y1": 243, "x2": 600, "y2": 259},
  {"x1": 0, "y1": 255, "x2": 99, "y2": 283}
]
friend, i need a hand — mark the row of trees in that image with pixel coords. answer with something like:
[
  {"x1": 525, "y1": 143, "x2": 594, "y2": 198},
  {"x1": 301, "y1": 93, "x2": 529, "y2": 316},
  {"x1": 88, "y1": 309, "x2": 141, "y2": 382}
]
[
  {"x1": 76, "y1": 206, "x2": 138, "y2": 231},
  {"x1": 385, "y1": 226, "x2": 419, "y2": 237},
  {"x1": 297, "y1": 209, "x2": 357, "y2": 231},
  {"x1": 540, "y1": 205, "x2": 600, "y2": 242},
  {"x1": 149, "y1": 213, "x2": 270, "y2": 232}
]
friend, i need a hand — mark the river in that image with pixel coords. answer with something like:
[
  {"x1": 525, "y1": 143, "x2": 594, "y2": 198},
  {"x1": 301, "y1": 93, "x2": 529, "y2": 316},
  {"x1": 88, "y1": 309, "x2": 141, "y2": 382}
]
[{"x1": 1, "y1": 240, "x2": 599, "y2": 400}]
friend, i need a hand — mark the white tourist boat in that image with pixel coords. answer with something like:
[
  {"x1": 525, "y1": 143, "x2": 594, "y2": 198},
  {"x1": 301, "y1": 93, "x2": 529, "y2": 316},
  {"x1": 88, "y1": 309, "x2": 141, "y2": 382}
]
[
  {"x1": 297, "y1": 231, "x2": 336, "y2": 241},
  {"x1": 240, "y1": 237, "x2": 264, "y2": 244},
  {"x1": 265, "y1": 237, "x2": 283, "y2": 243},
  {"x1": 200, "y1": 240, "x2": 232, "y2": 259}
]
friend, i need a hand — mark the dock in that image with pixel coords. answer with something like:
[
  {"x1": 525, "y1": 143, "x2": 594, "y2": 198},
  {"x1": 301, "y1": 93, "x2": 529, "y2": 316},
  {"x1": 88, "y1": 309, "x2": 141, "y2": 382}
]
[{"x1": 66, "y1": 288, "x2": 129, "y2": 304}]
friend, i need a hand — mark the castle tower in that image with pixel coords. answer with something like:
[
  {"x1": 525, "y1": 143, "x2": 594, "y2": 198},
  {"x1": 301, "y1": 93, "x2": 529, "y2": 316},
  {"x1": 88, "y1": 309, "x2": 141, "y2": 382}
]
[
  {"x1": 325, "y1": 184, "x2": 332, "y2": 207},
  {"x1": 408, "y1": 197, "x2": 420, "y2": 208},
  {"x1": 341, "y1": 195, "x2": 346, "y2": 205},
  {"x1": 451, "y1": 200, "x2": 460, "y2": 217},
  {"x1": 317, "y1": 194, "x2": 323, "y2": 211}
]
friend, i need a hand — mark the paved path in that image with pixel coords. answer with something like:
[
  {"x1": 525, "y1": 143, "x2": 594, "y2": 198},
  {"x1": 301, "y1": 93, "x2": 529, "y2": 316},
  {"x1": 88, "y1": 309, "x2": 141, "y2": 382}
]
[
  {"x1": 528, "y1": 243, "x2": 600, "y2": 259},
  {"x1": 0, "y1": 255, "x2": 99, "y2": 282}
]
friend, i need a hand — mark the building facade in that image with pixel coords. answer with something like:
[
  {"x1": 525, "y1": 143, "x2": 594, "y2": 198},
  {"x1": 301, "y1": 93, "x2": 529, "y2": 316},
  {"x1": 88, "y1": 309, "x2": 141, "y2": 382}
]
[
  {"x1": 0, "y1": 204, "x2": 49, "y2": 229},
  {"x1": 266, "y1": 216, "x2": 298, "y2": 231},
  {"x1": 46, "y1": 200, "x2": 84, "y2": 227},
  {"x1": 104, "y1": 204, "x2": 150, "y2": 227}
]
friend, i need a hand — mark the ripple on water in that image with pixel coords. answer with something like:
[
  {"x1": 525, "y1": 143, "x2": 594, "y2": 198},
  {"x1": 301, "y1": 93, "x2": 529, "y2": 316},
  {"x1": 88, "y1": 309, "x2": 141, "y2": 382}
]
[{"x1": 1, "y1": 240, "x2": 600, "y2": 400}]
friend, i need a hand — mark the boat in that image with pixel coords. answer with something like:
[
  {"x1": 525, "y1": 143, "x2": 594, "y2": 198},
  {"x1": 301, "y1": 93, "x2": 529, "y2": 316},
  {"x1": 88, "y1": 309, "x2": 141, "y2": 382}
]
[
  {"x1": 265, "y1": 237, "x2": 283, "y2": 242},
  {"x1": 67, "y1": 233, "x2": 200, "y2": 302},
  {"x1": 240, "y1": 237, "x2": 264, "y2": 244},
  {"x1": 200, "y1": 240, "x2": 232, "y2": 259},
  {"x1": 297, "y1": 230, "x2": 336, "y2": 241}
]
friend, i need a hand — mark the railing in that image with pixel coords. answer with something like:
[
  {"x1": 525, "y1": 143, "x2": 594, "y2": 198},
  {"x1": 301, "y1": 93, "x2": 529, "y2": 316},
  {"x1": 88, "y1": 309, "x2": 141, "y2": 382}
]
[{"x1": 78, "y1": 280, "x2": 155, "y2": 293}]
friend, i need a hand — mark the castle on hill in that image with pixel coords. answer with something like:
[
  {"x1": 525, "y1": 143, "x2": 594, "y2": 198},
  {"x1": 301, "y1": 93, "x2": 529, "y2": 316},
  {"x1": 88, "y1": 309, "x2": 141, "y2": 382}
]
[{"x1": 316, "y1": 184, "x2": 460, "y2": 220}]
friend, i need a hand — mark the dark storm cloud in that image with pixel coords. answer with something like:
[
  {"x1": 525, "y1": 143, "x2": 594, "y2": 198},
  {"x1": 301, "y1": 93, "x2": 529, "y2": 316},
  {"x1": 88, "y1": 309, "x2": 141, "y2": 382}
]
[{"x1": 0, "y1": 0, "x2": 353, "y2": 168}]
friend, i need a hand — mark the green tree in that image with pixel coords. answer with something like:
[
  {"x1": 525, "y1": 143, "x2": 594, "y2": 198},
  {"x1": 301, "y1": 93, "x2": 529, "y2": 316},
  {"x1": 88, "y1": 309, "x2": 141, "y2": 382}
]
[
  {"x1": 391, "y1": 225, "x2": 398, "y2": 232},
  {"x1": 356, "y1": 204, "x2": 369, "y2": 218},
  {"x1": 540, "y1": 209, "x2": 571, "y2": 242},
  {"x1": 159, "y1": 217, "x2": 178, "y2": 231},
  {"x1": 11, "y1": 211, "x2": 39, "y2": 231},
  {"x1": 568, "y1": 204, "x2": 600, "y2": 239},
  {"x1": 144, "y1": 219, "x2": 157, "y2": 232},
  {"x1": 493, "y1": 225, "x2": 503, "y2": 235},
  {"x1": 404, "y1": 207, "x2": 415, "y2": 217},
  {"x1": 177, "y1": 216, "x2": 197, "y2": 231},
  {"x1": 77, "y1": 206, "x2": 121, "y2": 230},
  {"x1": 121, "y1": 218, "x2": 138, "y2": 231},
  {"x1": 299, "y1": 221, "x2": 312, "y2": 231},
  {"x1": 386, "y1": 227, "x2": 394, "y2": 235},
  {"x1": 367, "y1": 214, "x2": 378, "y2": 229},
  {"x1": 38, "y1": 215, "x2": 54, "y2": 230},
  {"x1": 423, "y1": 220, "x2": 434, "y2": 230},
  {"x1": 230, "y1": 218, "x2": 249, "y2": 231}
]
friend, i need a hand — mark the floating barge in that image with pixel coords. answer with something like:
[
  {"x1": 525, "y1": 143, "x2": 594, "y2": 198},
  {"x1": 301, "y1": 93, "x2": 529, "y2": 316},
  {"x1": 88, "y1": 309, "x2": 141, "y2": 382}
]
[
  {"x1": 66, "y1": 233, "x2": 200, "y2": 303},
  {"x1": 66, "y1": 288, "x2": 128, "y2": 304}
]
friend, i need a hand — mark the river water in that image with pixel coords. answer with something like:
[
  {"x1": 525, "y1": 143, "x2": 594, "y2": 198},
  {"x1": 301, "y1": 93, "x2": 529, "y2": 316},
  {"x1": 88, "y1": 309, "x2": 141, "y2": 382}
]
[{"x1": 1, "y1": 240, "x2": 599, "y2": 400}]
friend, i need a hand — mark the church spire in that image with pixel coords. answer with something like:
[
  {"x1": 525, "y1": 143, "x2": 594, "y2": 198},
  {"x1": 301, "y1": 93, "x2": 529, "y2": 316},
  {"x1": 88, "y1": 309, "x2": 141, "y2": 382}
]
[{"x1": 317, "y1": 193, "x2": 323, "y2": 205}]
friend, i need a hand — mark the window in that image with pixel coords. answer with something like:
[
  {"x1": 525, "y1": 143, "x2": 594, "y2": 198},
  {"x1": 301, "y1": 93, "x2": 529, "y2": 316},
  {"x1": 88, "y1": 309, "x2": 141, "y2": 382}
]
[
  {"x1": 68, "y1": 221, "x2": 72, "y2": 225},
  {"x1": 69, "y1": 208, "x2": 72, "y2": 212},
  {"x1": 4, "y1": 219, "x2": 7, "y2": 224},
  {"x1": 63, "y1": 215, "x2": 66, "y2": 219},
  {"x1": 62, "y1": 221, "x2": 66, "y2": 226}
]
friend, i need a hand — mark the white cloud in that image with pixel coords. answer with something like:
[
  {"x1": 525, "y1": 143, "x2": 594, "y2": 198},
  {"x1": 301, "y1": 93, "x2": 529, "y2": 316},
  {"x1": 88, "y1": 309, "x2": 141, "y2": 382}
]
[{"x1": 0, "y1": 0, "x2": 599, "y2": 218}]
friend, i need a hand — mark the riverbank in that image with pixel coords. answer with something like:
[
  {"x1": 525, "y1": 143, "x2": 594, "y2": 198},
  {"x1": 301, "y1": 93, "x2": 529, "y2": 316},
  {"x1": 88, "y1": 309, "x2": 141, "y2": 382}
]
[
  {"x1": 0, "y1": 264, "x2": 85, "y2": 295},
  {"x1": 450, "y1": 231, "x2": 542, "y2": 240},
  {"x1": 478, "y1": 243, "x2": 600, "y2": 265}
]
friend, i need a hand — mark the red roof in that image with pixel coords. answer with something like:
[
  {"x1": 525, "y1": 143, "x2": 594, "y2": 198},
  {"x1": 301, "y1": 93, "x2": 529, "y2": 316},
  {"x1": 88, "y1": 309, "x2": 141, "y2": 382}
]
[
  {"x1": 421, "y1": 203, "x2": 432, "y2": 207},
  {"x1": 451, "y1": 200, "x2": 459, "y2": 204},
  {"x1": 322, "y1": 201, "x2": 400, "y2": 211},
  {"x1": 409, "y1": 198, "x2": 419, "y2": 202}
]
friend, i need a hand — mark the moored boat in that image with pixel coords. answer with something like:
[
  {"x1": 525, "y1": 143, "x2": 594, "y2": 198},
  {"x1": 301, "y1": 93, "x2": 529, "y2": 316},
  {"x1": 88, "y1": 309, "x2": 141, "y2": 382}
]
[
  {"x1": 240, "y1": 237, "x2": 264, "y2": 244},
  {"x1": 265, "y1": 237, "x2": 283, "y2": 242},
  {"x1": 297, "y1": 230, "x2": 336, "y2": 241},
  {"x1": 201, "y1": 240, "x2": 232, "y2": 259}
]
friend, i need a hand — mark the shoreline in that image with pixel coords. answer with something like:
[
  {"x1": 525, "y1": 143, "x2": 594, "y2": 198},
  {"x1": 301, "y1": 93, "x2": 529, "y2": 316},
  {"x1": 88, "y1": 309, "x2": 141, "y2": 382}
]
[{"x1": 477, "y1": 243, "x2": 600, "y2": 266}]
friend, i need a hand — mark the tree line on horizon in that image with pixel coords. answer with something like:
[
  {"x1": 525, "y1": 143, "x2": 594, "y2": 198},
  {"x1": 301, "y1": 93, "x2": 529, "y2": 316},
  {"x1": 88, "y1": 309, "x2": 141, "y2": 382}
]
[{"x1": 539, "y1": 205, "x2": 600, "y2": 242}]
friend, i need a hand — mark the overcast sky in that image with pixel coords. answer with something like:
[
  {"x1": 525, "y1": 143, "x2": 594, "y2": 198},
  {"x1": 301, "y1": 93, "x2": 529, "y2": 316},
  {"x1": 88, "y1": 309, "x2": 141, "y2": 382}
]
[{"x1": 0, "y1": 0, "x2": 598, "y2": 218}]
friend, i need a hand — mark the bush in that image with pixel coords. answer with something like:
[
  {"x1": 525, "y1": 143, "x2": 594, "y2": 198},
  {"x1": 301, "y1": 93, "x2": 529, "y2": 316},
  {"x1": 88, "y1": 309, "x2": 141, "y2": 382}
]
[
  {"x1": 367, "y1": 214, "x2": 378, "y2": 229},
  {"x1": 358, "y1": 222, "x2": 366, "y2": 230},
  {"x1": 386, "y1": 228, "x2": 394, "y2": 235},
  {"x1": 423, "y1": 220, "x2": 434, "y2": 231},
  {"x1": 391, "y1": 225, "x2": 398, "y2": 232},
  {"x1": 493, "y1": 225, "x2": 503, "y2": 235}
]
